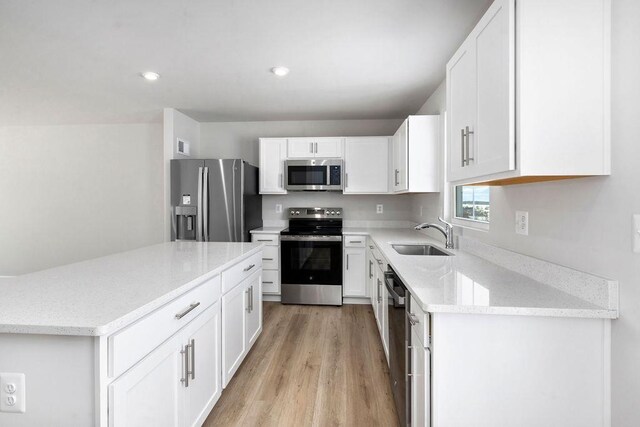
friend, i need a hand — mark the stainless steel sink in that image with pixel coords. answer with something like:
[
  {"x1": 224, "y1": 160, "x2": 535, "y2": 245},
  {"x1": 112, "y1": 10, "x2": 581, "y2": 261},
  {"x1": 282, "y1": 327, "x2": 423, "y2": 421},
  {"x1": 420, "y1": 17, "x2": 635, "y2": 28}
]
[{"x1": 391, "y1": 244, "x2": 450, "y2": 256}]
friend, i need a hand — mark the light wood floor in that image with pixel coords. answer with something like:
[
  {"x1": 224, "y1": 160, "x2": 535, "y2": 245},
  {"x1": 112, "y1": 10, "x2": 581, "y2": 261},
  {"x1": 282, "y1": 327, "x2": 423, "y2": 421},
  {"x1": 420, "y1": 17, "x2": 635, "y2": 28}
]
[{"x1": 204, "y1": 302, "x2": 400, "y2": 427}]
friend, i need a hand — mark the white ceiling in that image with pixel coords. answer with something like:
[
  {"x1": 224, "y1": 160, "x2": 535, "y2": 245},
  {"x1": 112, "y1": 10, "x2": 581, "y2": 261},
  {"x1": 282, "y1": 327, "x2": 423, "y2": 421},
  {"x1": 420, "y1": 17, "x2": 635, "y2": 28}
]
[{"x1": 0, "y1": 0, "x2": 491, "y2": 125}]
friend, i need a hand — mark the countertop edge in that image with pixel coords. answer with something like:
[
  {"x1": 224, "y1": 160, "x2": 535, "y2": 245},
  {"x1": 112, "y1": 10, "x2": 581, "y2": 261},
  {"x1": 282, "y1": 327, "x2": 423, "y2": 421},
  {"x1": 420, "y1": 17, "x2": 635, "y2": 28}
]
[{"x1": 0, "y1": 244, "x2": 265, "y2": 337}]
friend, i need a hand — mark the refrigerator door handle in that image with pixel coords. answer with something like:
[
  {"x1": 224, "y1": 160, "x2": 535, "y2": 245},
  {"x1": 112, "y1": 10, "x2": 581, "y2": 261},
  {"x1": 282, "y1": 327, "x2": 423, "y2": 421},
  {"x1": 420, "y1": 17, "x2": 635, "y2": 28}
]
[
  {"x1": 196, "y1": 166, "x2": 204, "y2": 241},
  {"x1": 203, "y1": 166, "x2": 209, "y2": 241}
]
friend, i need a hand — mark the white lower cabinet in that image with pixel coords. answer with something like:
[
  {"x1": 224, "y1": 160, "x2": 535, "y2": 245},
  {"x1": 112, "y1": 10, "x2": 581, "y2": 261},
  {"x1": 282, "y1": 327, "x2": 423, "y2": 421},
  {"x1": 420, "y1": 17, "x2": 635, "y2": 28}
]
[
  {"x1": 251, "y1": 233, "x2": 281, "y2": 295},
  {"x1": 411, "y1": 326, "x2": 430, "y2": 427},
  {"x1": 109, "y1": 302, "x2": 221, "y2": 427},
  {"x1": 221, "y1": 278, "x2": 247, "y2": 386},
  {"x1": 343, "y1": 246, "x2": 366, "y2": 297},
  {"x1": 222, "y1": 269, "x2": 262, "y2": 387},
  {"x1": 184, "y1": 303, "x2": 222, "y2": 427}
]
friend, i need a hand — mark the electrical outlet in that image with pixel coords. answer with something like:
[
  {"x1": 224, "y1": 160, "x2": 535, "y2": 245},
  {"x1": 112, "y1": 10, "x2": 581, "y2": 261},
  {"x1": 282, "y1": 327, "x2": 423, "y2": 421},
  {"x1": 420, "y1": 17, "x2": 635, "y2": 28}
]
[
  {"x1": 0, "y1": 373, "x2": 25, "y2": 413},
  {"x1": 275, "y1": 204, "x2": 282, "y2": 214},
  {"x1": 515, "y1": 211, "x2": 529, "y2": 235},
  {"x1": 633, "y1": 214, "x2": 640, "y2": 253},
  {"x1": 376, "y1": 204, "x2": 383, "y2": 214}
]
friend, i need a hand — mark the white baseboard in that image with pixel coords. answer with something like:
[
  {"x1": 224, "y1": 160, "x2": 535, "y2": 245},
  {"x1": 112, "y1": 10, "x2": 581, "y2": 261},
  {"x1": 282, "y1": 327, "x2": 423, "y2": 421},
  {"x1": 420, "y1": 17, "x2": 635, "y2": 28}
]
[{"x1": 262, "y1": 294, "x2": 370, "y2": 305}]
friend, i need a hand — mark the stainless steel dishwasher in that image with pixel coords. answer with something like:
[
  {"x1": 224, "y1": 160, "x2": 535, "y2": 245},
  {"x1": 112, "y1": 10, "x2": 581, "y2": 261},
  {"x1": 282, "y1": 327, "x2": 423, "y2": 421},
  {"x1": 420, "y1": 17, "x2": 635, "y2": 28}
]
[{"x1": 384, "y1": 267, "x2": 409, "y2": 426}]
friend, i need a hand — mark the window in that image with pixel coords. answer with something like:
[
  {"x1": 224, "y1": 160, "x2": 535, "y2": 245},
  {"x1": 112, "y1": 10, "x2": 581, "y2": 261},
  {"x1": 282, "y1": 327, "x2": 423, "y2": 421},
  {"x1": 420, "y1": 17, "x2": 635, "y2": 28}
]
[{"x1": 455, "y1": 186, "x2": 490, "y2": 223}]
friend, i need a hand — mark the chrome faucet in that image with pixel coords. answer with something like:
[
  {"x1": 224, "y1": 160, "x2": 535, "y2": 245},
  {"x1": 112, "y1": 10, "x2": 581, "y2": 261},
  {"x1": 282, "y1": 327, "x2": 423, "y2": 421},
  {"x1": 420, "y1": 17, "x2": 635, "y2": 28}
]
[{"x1": 415, "y1": 217, "x2": 455, "y2": 249}]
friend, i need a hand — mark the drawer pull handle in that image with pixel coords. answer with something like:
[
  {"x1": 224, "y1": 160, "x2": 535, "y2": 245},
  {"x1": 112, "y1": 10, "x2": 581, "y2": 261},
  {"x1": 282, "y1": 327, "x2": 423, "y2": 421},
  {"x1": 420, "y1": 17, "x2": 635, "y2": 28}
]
[
  {"x1": 257, "y1": 239, "x2": 272, "y2": 242},
  {"x1": 263, "y1": 281, "x2": 274, "y2": 284},
  {"x1": 175, "y1": 302, "x2": 201, "y2": 320},
  {"x1": 349, "y1": 240, "x2": 362, "y2": 244},
  {"x1": 243, "y1": 264, "x2": 256, "y2": 272},
  {"x1": 262, "y1": 258, "x2": 274, "y2": 261}
]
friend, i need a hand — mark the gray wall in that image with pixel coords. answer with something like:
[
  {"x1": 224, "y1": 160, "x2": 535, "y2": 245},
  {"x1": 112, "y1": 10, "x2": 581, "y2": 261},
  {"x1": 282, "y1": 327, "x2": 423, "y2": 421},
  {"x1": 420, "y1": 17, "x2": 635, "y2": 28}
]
[
  {"x1": 0, "y1": 124, "x2": 164, "y2": 275},
  {"x1": 411, "y1": 1, "x2": 640, "y2": 423}
]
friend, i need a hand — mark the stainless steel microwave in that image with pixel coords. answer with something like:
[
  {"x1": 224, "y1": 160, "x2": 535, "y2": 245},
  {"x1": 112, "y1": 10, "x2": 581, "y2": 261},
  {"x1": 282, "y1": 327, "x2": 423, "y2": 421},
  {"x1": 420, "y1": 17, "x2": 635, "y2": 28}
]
[{"x1": 284, "y1": 159, "x2": 343, "y2": 191}]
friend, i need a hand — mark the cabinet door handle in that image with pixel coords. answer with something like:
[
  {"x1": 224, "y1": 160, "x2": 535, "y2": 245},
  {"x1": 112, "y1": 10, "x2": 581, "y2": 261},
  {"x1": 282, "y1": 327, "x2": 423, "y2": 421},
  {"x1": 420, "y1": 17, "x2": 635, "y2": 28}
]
[
  {"x1": 369, "y1": 260, "x2": 373, "y2": 278},
  {"x1": 461, "y1": 128, "x2": 466, "y2": 167},
  {"x1": 310, "y1": 142, "x2": 314, "y2": 154},
  {"x1": 180, "y1": 345, "x2": 189, "y2": 387},
  {"x1": 246, "y1": 288, "x2": 251, "y2": 313},
  {"x1": 377, "y1": 278, "x2": 382, "y2": 303},
  {"x1": 250, "y1": 286, "x2": 254, "y2": 312},
  {"x1": 394, "y1": 169, "x2": 399, "y2": 186},
  {"x1": 243, "y1": 263, "x2": 256, "y2": 272},
  {"x1": 345, "y1": 173, "x2": 348, "y2": 188},
  {"x1": 465, "y1": 126, "x2": 474, "y2": 164},
  {"x1": 279, "y1": 173, "x2": 283, "y2": 188},
  {"x1": 175, "y1": 302, "x2": 200, "y2": 320},
  {"x1": 346, "y1": 254, "x2": 349, "y2": 270},
  {"x1": 189, "y1": 339, "x2": 195, "y2": 380},
  {"x1": 315, "y1": 142, "x2": 318, "y2": 153}
]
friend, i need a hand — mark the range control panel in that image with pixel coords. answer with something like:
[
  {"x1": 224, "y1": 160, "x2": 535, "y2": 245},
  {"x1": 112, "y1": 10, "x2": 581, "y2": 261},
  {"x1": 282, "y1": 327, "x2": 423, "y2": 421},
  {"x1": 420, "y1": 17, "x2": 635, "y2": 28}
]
[{"x1": 288, "y1": 207, "x2": 342, "y2": 219}]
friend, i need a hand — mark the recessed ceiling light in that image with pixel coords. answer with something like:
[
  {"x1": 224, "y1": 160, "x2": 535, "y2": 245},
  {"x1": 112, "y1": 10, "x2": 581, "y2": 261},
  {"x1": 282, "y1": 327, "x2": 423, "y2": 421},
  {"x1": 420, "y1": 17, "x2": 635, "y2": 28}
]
[
  {"x1": 271, "y1": 66, "x2": 290, "y2": 77},
  {"x1": 141, "y1": 71, "x2": 160, "y2": 81}
]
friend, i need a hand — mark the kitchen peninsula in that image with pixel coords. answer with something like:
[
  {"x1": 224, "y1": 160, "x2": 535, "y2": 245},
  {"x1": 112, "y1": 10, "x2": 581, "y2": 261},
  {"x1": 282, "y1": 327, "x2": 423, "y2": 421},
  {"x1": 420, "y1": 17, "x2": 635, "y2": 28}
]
[{"x1": 0, "y1": 241, "x2": 264, "y2": 426}]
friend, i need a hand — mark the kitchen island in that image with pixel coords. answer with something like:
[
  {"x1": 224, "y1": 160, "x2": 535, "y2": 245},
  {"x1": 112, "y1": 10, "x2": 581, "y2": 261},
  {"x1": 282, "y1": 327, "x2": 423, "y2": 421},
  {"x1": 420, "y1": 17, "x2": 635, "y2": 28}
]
[
  {"x1": 0, "y1": 241, "x2": 264, "y2": 426},
  {"x1": 344, "y1": 227, "x2": 618, "y2": 427}
]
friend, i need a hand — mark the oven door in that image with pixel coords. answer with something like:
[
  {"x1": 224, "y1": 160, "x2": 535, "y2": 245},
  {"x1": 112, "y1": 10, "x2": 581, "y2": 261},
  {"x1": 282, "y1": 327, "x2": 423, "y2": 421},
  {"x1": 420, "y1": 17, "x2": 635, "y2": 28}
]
[{"x1": 280, "y1": 235, "x2": 343, "y2": 285}]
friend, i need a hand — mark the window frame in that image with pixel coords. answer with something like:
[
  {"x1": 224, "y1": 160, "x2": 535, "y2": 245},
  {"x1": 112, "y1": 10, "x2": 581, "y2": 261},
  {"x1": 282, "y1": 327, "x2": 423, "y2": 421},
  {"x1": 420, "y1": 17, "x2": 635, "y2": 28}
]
[{"x1": 451, "y1": 185, "x2": 490, "y2": 231}]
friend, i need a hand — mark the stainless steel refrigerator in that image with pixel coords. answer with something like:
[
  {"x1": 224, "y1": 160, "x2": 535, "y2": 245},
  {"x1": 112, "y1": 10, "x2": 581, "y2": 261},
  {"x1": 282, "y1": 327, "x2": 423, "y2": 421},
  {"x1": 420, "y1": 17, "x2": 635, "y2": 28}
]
[{"x1": 170, "y1": 159, "x2": 262, "y2": 242}]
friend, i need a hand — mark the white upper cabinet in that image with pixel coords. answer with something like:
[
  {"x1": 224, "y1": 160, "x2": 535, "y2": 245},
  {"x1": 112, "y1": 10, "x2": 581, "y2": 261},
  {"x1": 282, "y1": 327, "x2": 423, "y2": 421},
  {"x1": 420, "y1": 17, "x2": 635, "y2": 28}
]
[
  {"x1": 344, "y1": 136, "x2": 390, "y2": 194},
  {"x1": 447, "y1": 0, "x2": 610, "y2": 185},
  {"x1": 259, "y1": 138, "x2": 287, "y2": 194},
  {"x1": 287, "y1": 137, "x2": 343, "y2": 158},
  {"x1": 392, "y1": 116, "x2": 440, "y2": 193}
]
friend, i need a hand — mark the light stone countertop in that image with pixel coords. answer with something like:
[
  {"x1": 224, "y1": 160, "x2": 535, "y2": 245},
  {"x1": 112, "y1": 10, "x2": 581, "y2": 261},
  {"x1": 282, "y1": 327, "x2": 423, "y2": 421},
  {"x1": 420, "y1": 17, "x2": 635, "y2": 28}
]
[
  {"x1": 0, "y1": 242, "x2": 263, "y2": 336},
  {"x1": 343, "y1": 227, "x2": 618, "y2": 319},
  {"x1": 249, "y1": 227, "x2": 286, "y2": 234}
]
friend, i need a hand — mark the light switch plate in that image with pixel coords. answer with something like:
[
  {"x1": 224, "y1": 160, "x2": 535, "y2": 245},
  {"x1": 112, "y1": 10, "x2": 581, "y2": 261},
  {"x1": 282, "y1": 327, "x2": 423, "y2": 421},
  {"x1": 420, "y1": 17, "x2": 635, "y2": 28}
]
[
  {"x1": 633, "y1": 214, "x2": 640, "y2": 253},
  {"x1": 515, "y1": 211, "x2": 529, "y2": 235},
  {"x1": 0, "y1": 373, "x2": 25, "y2": 413},
  {"x1": 376, "y1": 204, "x2": 383, "y2": 214}
]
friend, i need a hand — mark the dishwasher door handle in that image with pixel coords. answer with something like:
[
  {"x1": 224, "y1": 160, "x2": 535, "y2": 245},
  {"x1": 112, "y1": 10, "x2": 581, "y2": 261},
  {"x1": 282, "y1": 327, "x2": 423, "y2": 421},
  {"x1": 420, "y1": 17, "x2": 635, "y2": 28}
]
[{"x1": 384, "y1": 273, "x2": 405, "y2": 306}]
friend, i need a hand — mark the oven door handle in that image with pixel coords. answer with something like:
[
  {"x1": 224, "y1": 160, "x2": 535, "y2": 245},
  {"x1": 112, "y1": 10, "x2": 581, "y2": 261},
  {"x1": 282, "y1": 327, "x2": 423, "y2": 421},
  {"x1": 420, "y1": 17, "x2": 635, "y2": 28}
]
[
  {"x1": 384, "y1": 273, "x2": 405, "y2": 306},
  {"x1": 280, "y1": 235, "x2": 343, "y2": 242}
]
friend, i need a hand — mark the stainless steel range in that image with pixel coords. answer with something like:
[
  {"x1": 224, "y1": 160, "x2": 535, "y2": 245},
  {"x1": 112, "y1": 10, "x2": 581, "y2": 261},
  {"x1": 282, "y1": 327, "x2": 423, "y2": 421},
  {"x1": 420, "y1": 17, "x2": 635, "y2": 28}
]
[{"x1": 280, "y1": 207, "x2": 343, "y2": 306}]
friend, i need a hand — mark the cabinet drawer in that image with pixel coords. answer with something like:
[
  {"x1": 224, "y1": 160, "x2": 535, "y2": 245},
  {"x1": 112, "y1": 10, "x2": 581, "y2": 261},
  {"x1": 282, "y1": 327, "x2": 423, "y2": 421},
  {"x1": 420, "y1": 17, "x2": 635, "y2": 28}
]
[
  {"x1": 251, "y1": 234, "x2": 279, "y2": 246},
  {"x1": 108, "y1": 275, "x2": 220, "y2": 378},
  {"x1": 409, "y1": 295, "x2": 430, "y2": 348},
  {"x1": 261, "y1": 246, "x2": 279, "y2": 270},
  {"x1": 262, "y1": 270, "x2": 280, "y2": 294},
  {"x1": 344, "y1": 235, "x2": 366, "y2": 247},
  {"x1": 222, "y1": 251, "x2": 263, "y2": 294}
]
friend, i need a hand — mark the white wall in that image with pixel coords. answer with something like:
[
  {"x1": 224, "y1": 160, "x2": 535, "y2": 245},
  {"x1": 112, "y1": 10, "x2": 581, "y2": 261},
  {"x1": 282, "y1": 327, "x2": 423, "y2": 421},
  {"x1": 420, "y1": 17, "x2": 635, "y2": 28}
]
[
  {"x1": 412, "y1": 1, "x2": 640, "y2": 423},
  {"x1": 262, "y1": 193, "x2": 413, "y2": 226},
  {"x1": 0, "y1": 124, "x2": 164, "y2": 275}
]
